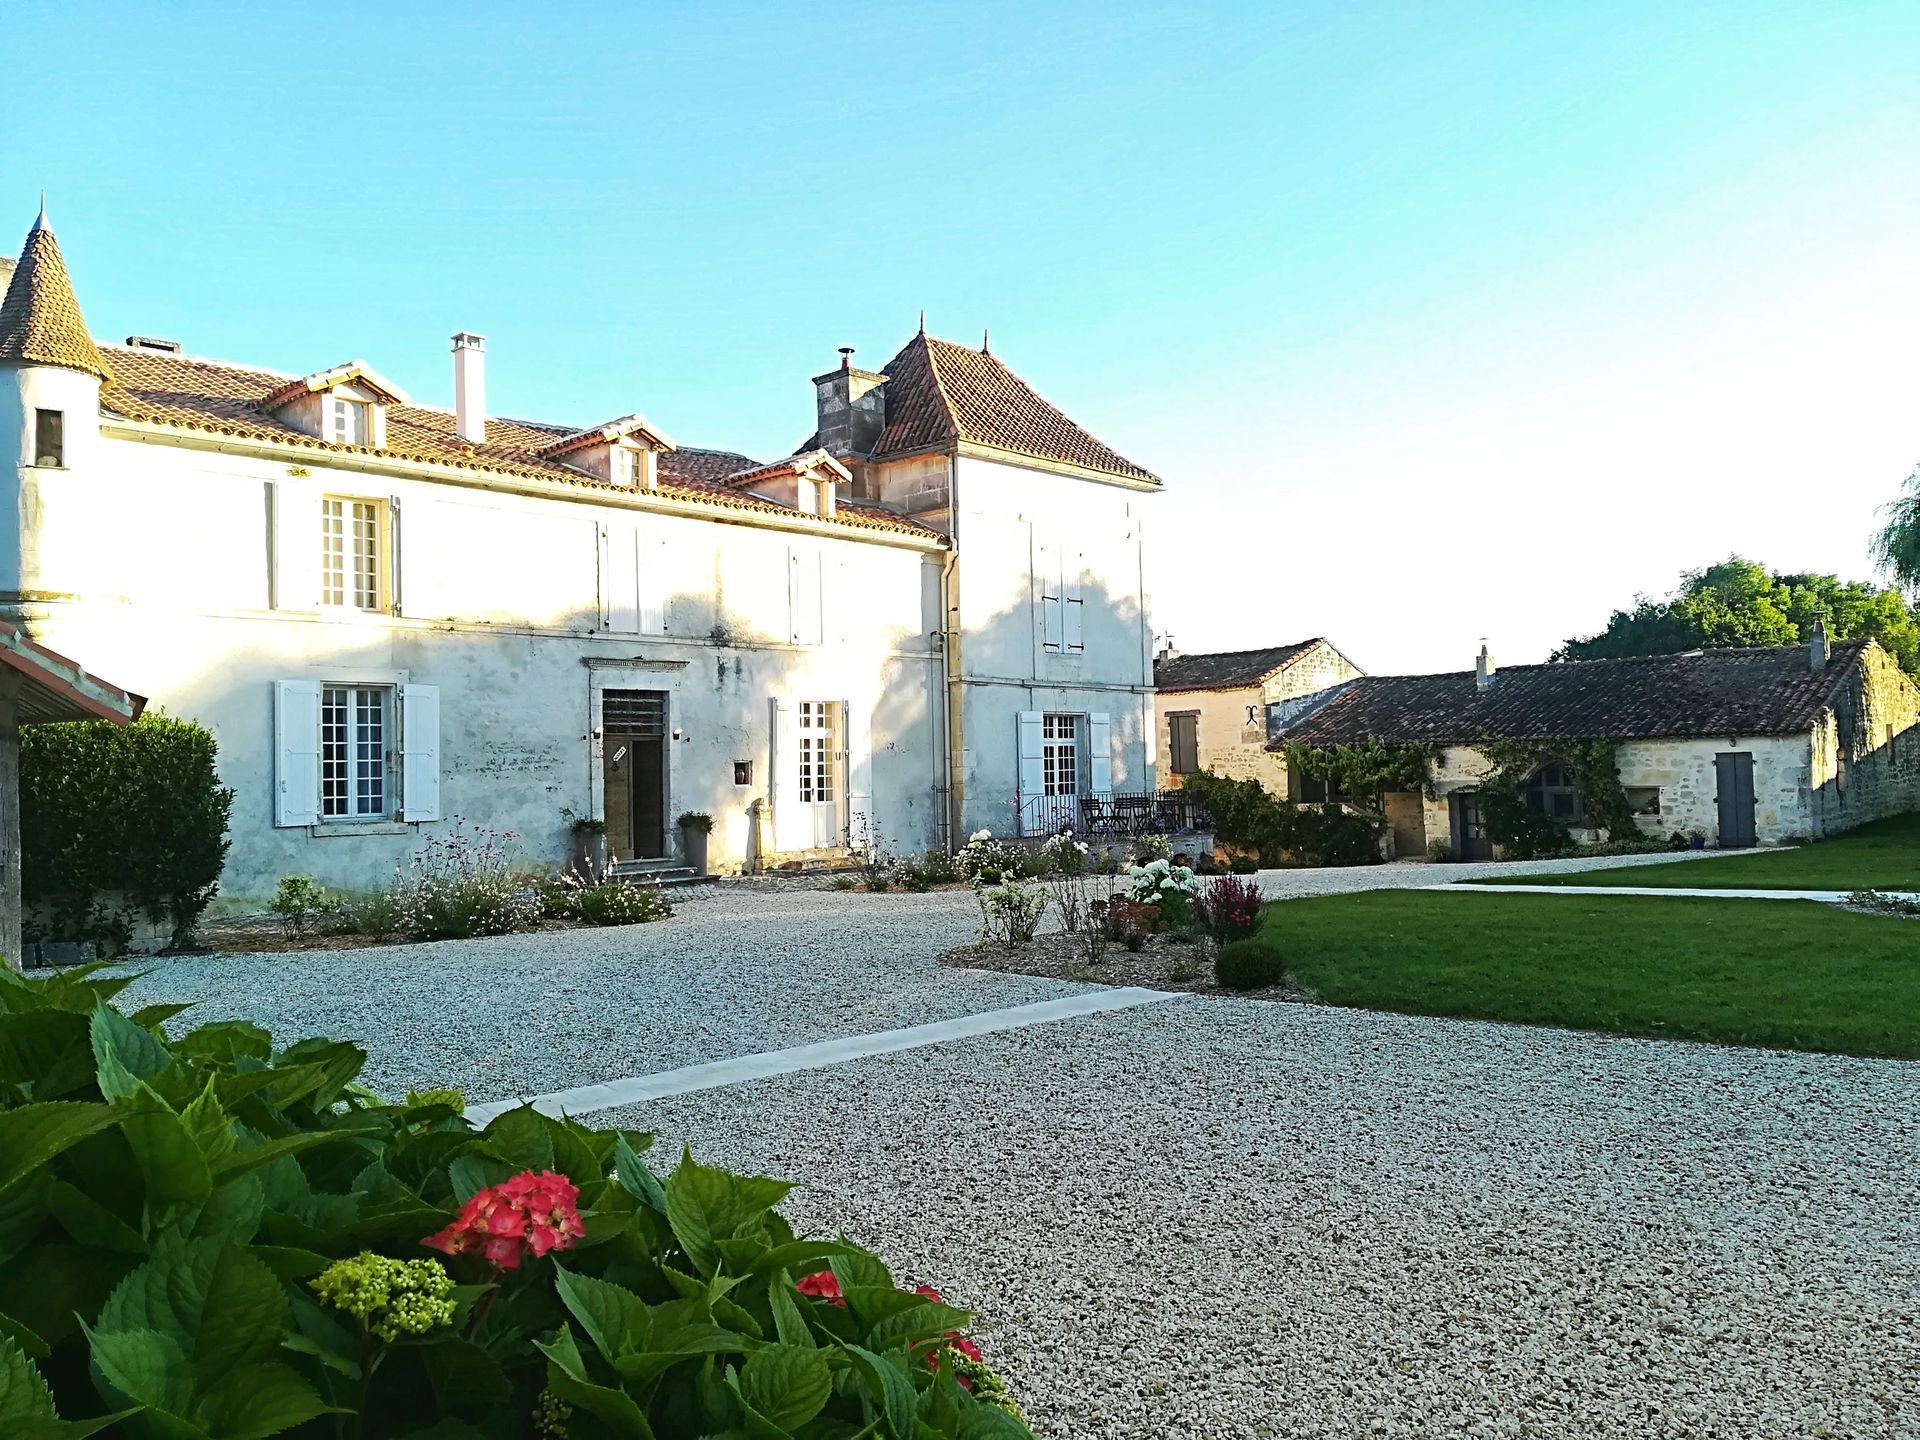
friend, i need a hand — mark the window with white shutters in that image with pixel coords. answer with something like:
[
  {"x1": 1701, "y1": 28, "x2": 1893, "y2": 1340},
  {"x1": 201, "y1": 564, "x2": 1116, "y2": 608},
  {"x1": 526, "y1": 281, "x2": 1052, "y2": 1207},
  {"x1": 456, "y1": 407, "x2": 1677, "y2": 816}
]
[
  {"x1": 321, "y1": 684, "x2": 392, "y2": 819},
  {"x1": 329, "y1": 396, "x2": 371, "y2": 446},
  {"x1": 1042, "y1": 713, "x2": 1079, "y2": 796},
  {"x1": 321, "y1": 497, "x2": 385, "y2": 610}
]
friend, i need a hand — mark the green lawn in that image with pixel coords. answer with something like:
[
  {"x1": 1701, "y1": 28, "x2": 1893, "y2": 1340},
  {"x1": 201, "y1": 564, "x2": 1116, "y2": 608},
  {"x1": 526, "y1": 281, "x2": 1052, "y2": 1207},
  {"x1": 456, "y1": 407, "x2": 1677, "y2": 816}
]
[
  {"x1": 1466, "y1": 811, "x2": 1920, "y2": 891},
  {"x1": 1265, "y1": 889, "x2": 1920, "y2": 1059}
]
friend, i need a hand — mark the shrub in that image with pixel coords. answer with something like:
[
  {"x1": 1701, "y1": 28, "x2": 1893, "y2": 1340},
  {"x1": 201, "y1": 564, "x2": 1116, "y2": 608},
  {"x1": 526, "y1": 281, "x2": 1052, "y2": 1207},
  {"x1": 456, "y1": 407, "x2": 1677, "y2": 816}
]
[
  {"x1": 1214, "y1": 937, "x2": 1287, "y2": 990},
  {"x1": 828, "y1": 874, "x2": 857, "y2": 891},
  {"x1": 392, "y1": 821, "x2": 543, "y2": 940},
  {"x1": 675, "y1": 810, "x2": 714, "y2": 833},
  {"x1": 1199, "y1": 874, "x2": 1263, "y2": 943},
  {"x1": 21, "y1": 712, "x2": 235, "y2": 951},
  {"x1": 329, "y1": 887, "x2": 406, "y2": 938},
  {"x1": 1427, "y1": 839, "x2": 1454, "y2": 863},
  {"x1": 268, "y1": 873, "x2": 339, "y2": 936},
  {"x1": 575, "y1": 877, "x2": 672, "y2": 925},
  {"x1": 916, "y1": 848, "x2": 961, "y2": 885},
  {"x1": 1133, "y1": 832, "x2": 1173, "y2": 862},
  {"x1": 1041, "y1": 829, "x2": 1090, "y2": 876},
  {"x1": 957, "y1": 829, "x2": 1024, "y2": 882},
  {"x1": 896, "y1": 863, "x2": 934, "y2": 893},
  {"x1": 1105, "y1": 897, "x2": 1158, "y2": 951},
  {"x1": 977, "y1": 879, "x2": 1049, "y2": 949},
  {"x1": 1229, "y1": 854, "x2": 1260, "y2": 875},
  {"x1": 0, "y1": 965, "x2": 1031, "y2": 1434}
]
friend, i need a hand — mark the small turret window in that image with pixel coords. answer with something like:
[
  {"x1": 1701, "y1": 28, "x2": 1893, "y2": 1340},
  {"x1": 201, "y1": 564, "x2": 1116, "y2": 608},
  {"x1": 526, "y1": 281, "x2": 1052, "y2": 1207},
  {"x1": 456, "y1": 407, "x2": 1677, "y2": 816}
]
[{"x1": 32, "y1": 409, "x2": 64, "y2": 467}]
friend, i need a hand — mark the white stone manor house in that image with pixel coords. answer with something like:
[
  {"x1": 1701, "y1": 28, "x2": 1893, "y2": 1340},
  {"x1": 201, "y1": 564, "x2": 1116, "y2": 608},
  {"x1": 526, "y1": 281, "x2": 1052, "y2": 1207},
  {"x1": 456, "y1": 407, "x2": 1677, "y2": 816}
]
[{"x1": 0, "y1": 208, "x2": 1162, "y2": 903}]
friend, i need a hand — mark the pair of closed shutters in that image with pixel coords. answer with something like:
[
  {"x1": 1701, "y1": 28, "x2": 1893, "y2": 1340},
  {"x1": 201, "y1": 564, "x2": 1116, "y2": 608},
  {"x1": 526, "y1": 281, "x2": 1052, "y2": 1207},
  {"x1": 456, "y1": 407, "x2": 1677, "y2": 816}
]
[
  {"x1": 1168, "y1": 712, "x2": 1199, "y2": 774},
  {"x1": 272, "y1": 680, "x2": 441, "y2": 827}
]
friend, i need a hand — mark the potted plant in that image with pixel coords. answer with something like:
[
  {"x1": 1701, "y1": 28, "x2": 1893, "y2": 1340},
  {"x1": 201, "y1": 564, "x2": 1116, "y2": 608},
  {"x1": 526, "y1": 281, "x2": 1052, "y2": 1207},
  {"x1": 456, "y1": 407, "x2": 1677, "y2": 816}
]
[
  {"x1": 565, "y1": 810, "x2": 608, "y2": 871},
  {"x1": 1688, "y1": 827, "x2": 1708, "y2": 851},
  {"x1": 678, "y1": 811, "x2": 714, "y2": 875}
]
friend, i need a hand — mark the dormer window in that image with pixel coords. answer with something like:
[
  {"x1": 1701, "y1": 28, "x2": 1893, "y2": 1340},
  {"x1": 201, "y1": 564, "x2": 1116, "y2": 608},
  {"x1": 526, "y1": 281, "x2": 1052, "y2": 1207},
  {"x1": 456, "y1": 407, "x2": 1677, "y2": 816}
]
[
  {"x1": 261, "y1": 361, "x2": 407, "y2": 449},
  {"x1": 329, "y1": 395, "x2": 371, "y2": 447},
  {"x1": 538, "y1": 414, "x2": 675, "y2": 487}
]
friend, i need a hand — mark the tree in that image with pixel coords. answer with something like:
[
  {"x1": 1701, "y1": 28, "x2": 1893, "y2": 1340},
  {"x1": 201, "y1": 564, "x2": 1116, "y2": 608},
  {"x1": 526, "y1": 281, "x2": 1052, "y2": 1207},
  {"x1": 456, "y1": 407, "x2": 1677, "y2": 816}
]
[
  {"x1": 1871, "y1": 464, "x2": 1920, "y2": 597},
  {"x1": 1558, "y1": 557, "x2": 1920, "y2": 679}
]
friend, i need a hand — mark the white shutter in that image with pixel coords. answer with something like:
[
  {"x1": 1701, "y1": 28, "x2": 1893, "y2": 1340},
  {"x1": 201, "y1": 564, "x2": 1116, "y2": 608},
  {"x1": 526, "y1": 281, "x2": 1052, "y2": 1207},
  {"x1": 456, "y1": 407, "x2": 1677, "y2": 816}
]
[
  {"x1": 387, "y1": 494, "x2": 404, "y2": 616},
  {"x1": 273, "y1": 680, "x2": 320, "y2": 827},
  {"x1": 1016, "y1": 710, "x2": 1045, "y2": 836},
  {"x1": 770, "y1": 698, "x2": 803, "y2": 851},
  {"x1": 271, "y1": 481, "x2": 321, "y2": 611},
  {"x1": 788, "y1": 545, "x2": 823, "y2": 646},
  {"x1": 1036, "y1": 540, "x2": 1063, "y2": 652},
  {"x1": 604, "y1": 521, "x2": 640, "y2": 633},
  {"x1": 1087, "y1": 712, "x2": 1113, "y2": 798},
  {"x1": 638, "y1": 533, "x2": 669, "y2": 634},
  {"x1": 844, "y1": 696, "x2": 873, "y2": 850},
  {"x1": 1065, "y1": 547, "x2": 1085, "y2": 652},
  {"x1": 401, "y1": 684, "x2": 442, "y2": 822}
]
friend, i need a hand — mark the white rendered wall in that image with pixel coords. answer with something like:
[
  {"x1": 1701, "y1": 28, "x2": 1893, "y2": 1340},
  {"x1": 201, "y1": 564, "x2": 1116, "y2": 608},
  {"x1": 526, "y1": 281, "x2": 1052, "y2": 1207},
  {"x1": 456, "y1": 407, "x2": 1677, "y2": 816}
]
[
  {"x1": 9, "y1": 422, "x2": 944, "y2": 905},
  {"x1": 949, "y1": 454, "x2": 1156, "y2": 836}
]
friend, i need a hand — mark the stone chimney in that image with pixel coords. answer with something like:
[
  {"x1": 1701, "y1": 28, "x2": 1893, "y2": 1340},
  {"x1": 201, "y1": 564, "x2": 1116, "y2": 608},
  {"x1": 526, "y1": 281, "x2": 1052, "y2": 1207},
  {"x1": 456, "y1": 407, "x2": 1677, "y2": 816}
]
[
  {"x1": 1475, "y1": 642, "x2": 1496, "y2": 691},
  {"x1": 452, "y1": 332, "x2": 486, "y2": 444},
  {"x1": 811, "y1": 347, "x2": 888, "y2": 458},
  {"x1": 1155, "y1": 638, "x2": 1181, "y2": 663},
  {"x1": 1810, "y1": 615, "x2": 1830, "y2": 671}
]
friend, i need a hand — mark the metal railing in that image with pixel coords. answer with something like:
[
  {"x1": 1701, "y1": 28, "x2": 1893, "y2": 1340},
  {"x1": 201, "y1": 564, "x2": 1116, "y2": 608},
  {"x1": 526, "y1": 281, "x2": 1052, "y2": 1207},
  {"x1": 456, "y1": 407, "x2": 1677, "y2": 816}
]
[{"x1": 1015, "y1": 789, "x2": 1213, "y2": 839}]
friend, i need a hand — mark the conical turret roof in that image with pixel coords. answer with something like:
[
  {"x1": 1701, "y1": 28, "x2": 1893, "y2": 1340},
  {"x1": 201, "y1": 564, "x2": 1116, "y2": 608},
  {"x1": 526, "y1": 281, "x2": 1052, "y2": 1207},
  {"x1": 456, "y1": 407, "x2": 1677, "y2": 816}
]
[{"x1": 0, "y1": 206, "x2": 113, "y2": 382}]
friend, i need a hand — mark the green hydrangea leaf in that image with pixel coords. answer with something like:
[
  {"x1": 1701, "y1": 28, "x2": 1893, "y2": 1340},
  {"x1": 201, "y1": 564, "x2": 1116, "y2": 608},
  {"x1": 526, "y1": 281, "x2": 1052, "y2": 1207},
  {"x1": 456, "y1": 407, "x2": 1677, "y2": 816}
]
[
  {"x1": 0, "y1": 1103, "x2": 120, "y2": 1196},
  {"x1": 0, "y1": 1330, "x2": 56, "y2": 1418},
  {"x1": 193, "y1": 1360, "x2": 334, "y2": 1440},
  {"x1": 89, "y1": 1003, "x2": 170, "y2": 1102},
  {"x1": 553, "y1": 1265, "x2": 653, "y2": 1364},
  {"x1": 844, "y1": 1345, "x2": 920, "y2": 1439},
  {"x1": 736, "y1": 1343, "x2": 831, "y2": 1431}
]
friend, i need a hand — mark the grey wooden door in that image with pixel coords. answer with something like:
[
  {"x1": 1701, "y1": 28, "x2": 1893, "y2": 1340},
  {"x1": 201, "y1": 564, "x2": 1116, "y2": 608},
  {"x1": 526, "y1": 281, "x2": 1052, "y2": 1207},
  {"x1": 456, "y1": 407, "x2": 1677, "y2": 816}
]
[
  {"x1": 1451, "y1": 792, "x2": 1494, "y2": 861},
  {"x1": 1715, "y1": 752, "x2": 1757, "y2": 848}
]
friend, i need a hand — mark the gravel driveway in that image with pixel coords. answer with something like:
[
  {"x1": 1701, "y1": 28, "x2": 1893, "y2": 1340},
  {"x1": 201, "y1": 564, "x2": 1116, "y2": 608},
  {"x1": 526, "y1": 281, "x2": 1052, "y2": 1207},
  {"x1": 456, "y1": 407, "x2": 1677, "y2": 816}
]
[{"x1": 117, "y1": 847, "x2": 1916, "y2": 1437}]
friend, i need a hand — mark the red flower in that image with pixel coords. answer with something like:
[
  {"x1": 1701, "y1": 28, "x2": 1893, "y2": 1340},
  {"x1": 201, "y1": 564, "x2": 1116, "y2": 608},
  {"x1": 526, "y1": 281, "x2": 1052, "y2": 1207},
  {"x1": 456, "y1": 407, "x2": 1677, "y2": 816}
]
[
  {"x1": 914, "y1": 1284, "x2": 982, "y2": 1387},
  {"x1": 796, "y1": 1269, "x2": 846, "y2": 1307},
  {"x1": 423, "y1": 1169, "x2": 584, "y2": 1271}
]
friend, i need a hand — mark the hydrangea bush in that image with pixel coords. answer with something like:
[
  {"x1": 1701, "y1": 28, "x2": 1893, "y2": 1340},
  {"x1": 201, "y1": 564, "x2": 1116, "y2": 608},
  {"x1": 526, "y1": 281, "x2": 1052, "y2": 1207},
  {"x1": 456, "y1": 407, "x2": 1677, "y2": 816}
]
[
  {"x1": 956, "y1": 829, "x2": 1024, "y2": 883},
  {"x1": 0, "y1": 963, "x2": 1033, "y2": 1437},
  {"x1": 976, "y1": 879, "x2": 1050, "y2": 949}
]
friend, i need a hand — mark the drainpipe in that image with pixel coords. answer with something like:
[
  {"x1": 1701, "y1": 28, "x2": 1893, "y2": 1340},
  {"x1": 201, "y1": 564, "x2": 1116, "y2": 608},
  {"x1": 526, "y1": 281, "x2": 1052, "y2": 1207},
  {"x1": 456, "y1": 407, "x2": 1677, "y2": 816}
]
[{"x1": 942, "y1": 455, "x2": 966, "y2": 848}]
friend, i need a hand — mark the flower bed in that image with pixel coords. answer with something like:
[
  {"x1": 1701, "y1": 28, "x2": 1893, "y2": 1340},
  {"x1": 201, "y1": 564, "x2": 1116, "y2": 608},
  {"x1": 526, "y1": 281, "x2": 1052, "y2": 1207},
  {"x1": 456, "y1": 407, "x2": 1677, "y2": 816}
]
[
  {"x1": 0, "y1": 962, "x2": 1032, "y2": 1435},
  {"x1": 942, "y1": 928, "x2": 1307, "y2": 998}
]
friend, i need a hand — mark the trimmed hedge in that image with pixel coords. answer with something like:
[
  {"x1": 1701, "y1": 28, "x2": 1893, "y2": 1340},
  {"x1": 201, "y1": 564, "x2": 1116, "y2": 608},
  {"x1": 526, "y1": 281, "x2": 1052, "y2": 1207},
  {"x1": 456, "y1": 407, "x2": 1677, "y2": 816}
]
[
  {"x1": 22, "y1": 712, "x2": 234, "y2": 952},
  {"x1": 1214, "y1": 937, "x2": 1287, "y2": 991}
]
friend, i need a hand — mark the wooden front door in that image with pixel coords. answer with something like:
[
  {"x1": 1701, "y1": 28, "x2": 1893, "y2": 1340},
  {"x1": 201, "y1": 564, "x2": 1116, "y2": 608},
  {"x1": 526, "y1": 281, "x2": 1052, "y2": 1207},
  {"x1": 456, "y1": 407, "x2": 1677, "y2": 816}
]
[
  {"x1": 1450, "y1": 791, "x2": 1494, "y2": 861},
  {"x1": 603, "y1": 690, "x2": 668, "y2": 860},
  {"x1": 1715, "y1": 751, "x2": 1757, "y2": 849}
]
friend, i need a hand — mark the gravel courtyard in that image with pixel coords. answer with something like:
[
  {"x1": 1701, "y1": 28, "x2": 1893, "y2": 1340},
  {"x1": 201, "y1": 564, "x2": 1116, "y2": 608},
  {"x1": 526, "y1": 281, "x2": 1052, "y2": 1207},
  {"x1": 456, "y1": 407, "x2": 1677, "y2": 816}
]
[{"x1": 119, "y1": 850, "x2": 1918, "y2": 1438}]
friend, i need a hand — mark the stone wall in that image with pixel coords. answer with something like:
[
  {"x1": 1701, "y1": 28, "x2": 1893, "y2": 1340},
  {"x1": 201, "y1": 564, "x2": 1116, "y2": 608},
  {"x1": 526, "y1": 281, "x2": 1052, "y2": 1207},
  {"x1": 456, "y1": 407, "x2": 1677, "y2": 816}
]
[
  {"x1": 1157, "y1": 641, "x2": 1362, "y2": 796},
  {"x1": 1809, "y1": 641, "x2": 1920, "y2": 836}
]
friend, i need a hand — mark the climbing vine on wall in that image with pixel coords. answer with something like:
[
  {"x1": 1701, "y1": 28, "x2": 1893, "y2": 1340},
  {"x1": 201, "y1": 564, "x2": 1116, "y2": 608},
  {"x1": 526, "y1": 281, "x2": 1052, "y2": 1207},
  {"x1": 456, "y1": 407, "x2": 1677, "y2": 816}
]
[
  {"x1": 1473, "y1": 738, "x2": 1640, "y2": 859},
  {"x1": 1281, "y1": 739, "x2": 1439, "y2": 810}
]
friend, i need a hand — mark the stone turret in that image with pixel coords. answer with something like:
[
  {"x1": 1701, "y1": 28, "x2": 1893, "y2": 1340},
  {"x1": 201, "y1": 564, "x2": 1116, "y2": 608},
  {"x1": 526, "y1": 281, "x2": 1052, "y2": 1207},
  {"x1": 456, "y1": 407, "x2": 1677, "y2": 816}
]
[{"x1": 0, "y1": 202, "x2": 113, "y2": 589}]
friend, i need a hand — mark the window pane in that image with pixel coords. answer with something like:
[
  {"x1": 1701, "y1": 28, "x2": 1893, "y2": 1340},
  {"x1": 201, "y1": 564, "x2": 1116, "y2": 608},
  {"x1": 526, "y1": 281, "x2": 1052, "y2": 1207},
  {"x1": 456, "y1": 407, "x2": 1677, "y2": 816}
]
[
  {"x1": 33, "y1": 409, "x2": 63, "y2": 467},
  {"x1": 354, "y1": 689, "x2": 385, "y2": 815},
  {"x1": 321, "y1": 687, "x2": 348, "y2": 817},
  {"x1": 321, "y1": 499, "x2": 345, "y2": 607}
]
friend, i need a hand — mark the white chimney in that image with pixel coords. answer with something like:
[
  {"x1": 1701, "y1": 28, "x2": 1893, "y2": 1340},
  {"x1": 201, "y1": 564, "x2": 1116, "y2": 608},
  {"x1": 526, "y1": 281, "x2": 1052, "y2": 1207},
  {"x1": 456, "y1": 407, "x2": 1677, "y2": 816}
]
[
  {"x1": 1810, "y1": 616, "x2": 1830, "y2": 671},
  {"x1": 1475, "y1": 642, "x2": 1496, "y2": 691},
  {"x1": 452, "y1": 332, "x2": 486, "y2": 444}
]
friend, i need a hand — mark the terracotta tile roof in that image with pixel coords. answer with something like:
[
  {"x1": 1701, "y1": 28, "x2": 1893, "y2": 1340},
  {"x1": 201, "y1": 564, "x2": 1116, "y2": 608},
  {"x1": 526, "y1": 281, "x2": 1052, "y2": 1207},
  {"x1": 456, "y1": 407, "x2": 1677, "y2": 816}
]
[
  {"x1": 95, "y1": 346, "x2": 941, "y2": 542},
  {"x1": 539, "y1": 412, "x2": 674, "y2": 457},
  {"x1": 1273, "y1": 643, "x2": 1873, "y2": 747},
  {"x1": 260, "y1": 359, "x2": 409, "y2": 408},
  {"x1": 0, "y1": 214, "x2": 114, "y2": 382},
  {"x1": 1156, "y1": 639, "x2": 1327, "y2": 693},
  {"x1": 862, "y1": 332, "x2": 1160, "y2": 485},
  {"x1": 0, "y1": 617, "x2": 145, "y2": 725}
]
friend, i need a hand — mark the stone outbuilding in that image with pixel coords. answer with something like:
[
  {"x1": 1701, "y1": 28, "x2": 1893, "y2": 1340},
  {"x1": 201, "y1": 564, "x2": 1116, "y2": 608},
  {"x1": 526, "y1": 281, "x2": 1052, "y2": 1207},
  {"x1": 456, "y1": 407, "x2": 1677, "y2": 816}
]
[
  {"x1": 1154, "y1": 638, "x2": 1363, "y2": 794},
  {"x1": 1270, "y1": 630, "x2": 1920, "y2": 857}
]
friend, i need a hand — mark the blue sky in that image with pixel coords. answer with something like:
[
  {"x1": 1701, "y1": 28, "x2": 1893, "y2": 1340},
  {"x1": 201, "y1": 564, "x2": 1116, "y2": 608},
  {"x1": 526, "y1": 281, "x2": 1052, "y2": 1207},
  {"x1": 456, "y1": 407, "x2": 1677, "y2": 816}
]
[{"x1": 8, "y1": 1, "x2": 1918, "y2": 672}]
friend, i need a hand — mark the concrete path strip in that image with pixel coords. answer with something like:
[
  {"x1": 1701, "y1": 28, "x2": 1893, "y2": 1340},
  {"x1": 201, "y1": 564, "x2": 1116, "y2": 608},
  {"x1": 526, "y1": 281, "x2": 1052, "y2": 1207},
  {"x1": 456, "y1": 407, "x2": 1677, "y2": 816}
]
[
  {"x1": 464, "y1": 986, "x2": 1187, "y2": 1125},
  {"x1": 1426, "y1": 883, "x2": 1920, "y2": 903}
]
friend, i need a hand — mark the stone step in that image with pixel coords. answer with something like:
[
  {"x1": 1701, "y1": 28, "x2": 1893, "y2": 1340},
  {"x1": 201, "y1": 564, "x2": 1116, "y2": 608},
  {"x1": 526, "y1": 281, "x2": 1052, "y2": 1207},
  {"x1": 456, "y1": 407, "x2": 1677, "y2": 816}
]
[{"x1": 609, "y1": 862, "x2": 714, "y2": 888}]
